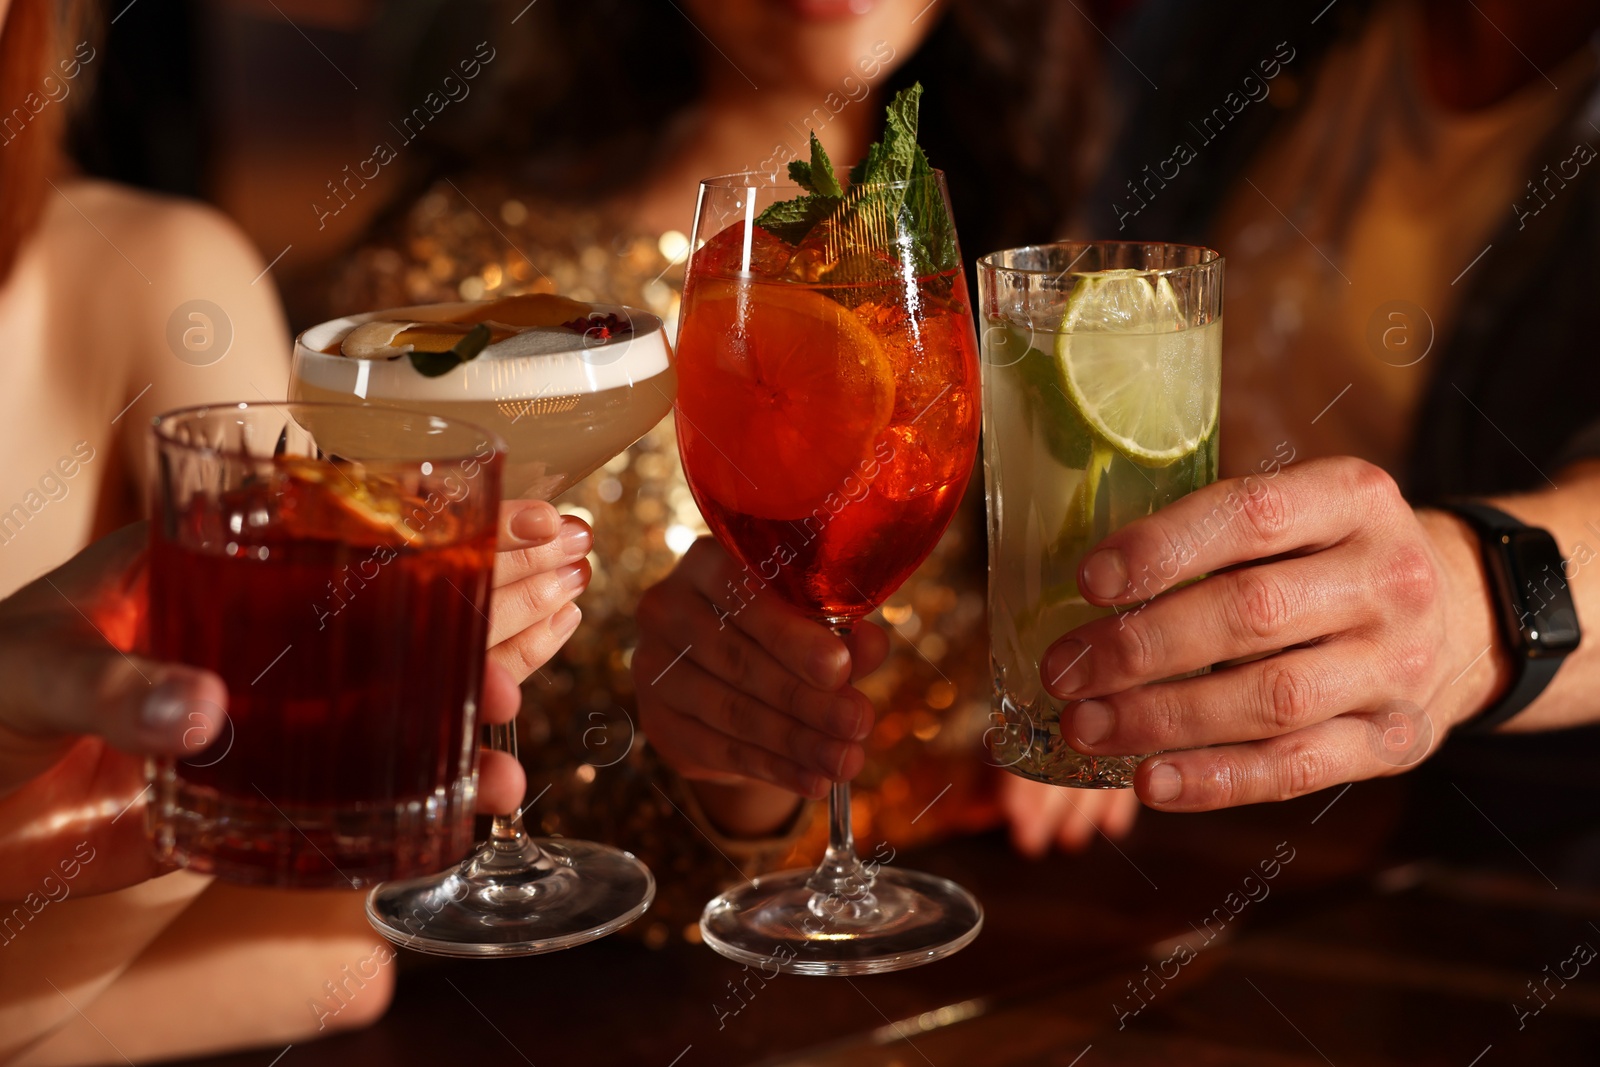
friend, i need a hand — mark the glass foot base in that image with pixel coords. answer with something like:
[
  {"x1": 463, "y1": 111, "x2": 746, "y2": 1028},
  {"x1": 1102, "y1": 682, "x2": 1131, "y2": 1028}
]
[
  {"x1": 366, "y1": 837, "x2": 655, "y2": 958},
  {"x1": 700, "y1": 865, "x2": 983, "y2": 976},
  {"x1": 1002, "y1": 759, "x2": 1142, "y2": 788}
]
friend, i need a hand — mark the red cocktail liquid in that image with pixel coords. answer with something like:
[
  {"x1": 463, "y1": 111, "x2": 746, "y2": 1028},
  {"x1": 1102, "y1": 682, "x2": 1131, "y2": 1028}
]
[{"x1": 148, "y1": 462, "x2": 496, "y2": 887}]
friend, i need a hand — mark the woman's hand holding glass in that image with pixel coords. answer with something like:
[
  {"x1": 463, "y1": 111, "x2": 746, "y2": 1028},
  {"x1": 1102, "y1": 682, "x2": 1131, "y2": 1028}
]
[
  {"x1": 0, "y1": 502, "x2": 592, "y2": 899},
  {"x1": 635, "y1": 537, "x2": 886, "y2": 805},
  {"x1": 636, "y1": 537, "x2": 1144, "y2": 852}
]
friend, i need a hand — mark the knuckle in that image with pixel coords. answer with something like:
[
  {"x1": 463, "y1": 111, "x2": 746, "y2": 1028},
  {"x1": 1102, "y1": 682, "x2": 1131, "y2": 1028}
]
[
  {"x1": 1139, "y1": 527, "x2": 1193, "y2": 592},
  {"x1": 1389, "y1": 638, "x2": 1436, "y2": 683},
  {"x1": 1345, "y1": 457, "x2": 1401, "y2": 508},
  {"x1": 493, "y1": 546, "x2": 533, "y2": 582},
  {"x1": 1275, "y1": 740, "x2": 1331, "y2": 801},
  {"x1": 1205, "y1": 757, "x2": 1246, "y2": 808},
  {"x1": 773, "y1": 672, "x2": 804, "y2": 717},
  {"x1": 713, "y1": 683, "x2": 751, "y2": 731},
  {"x1": 496, "y1": 630, "x2": 548, "y2": 681},
  {"x1": 748, "y1": 746, "x2": 790, "y2": 789},
  {"x1": 1261, "y1": 660, "x2": 1319, "y2": 733},
  {"x1": 1112, "y1": 613, "x2": 1163, "y2": 679},
  {"x1": 1137, "y1": 687, "x2": 1183, "y2": 746},
  {"x1": 1382, "y1": 544, "x2": 1438, "y2": 611},
  {"x1": 1238, "y1": 480, "x2": 1293, "y2": 546},
  {"x1": 1233, "y1": 568, "x2": 1294, "y2": 642},
  {"x1": 716, "y1": 633, "x2": 752, "y2": 686},
  {"x1": 511, "y1": 572, "x2": 562, "y2": 622},
  {"x1": 778, "y1": 716, "x2": 810, "y2": 766}
]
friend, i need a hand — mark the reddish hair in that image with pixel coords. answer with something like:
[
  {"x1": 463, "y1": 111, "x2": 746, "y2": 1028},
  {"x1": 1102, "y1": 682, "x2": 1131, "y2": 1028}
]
[{"x1": 0, "y1": 0, "x2": 63, "y2": 286}]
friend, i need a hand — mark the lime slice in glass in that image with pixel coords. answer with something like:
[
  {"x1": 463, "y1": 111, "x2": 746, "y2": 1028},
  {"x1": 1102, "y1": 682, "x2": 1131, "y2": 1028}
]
[{"x1": 1055, "y1": 270, "x2": 1217, "y2": 466}]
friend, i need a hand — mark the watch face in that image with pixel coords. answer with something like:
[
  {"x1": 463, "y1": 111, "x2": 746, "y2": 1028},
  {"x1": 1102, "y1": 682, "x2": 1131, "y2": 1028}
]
[{"x1": 1505, "y1": 529, "x2": 1582, "y2": 655}]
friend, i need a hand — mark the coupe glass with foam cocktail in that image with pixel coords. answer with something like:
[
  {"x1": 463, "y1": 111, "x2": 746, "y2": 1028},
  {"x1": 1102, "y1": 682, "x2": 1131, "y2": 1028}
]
[
  {"x1": 291, "y1": 295, "x2": 671, "y2": 956},
  {"x1": 293, "y1": 295, "x2": 675, "y2": 501},
  {"x1": 147, "y1": 402, "x2": 501, "y2": 889}
]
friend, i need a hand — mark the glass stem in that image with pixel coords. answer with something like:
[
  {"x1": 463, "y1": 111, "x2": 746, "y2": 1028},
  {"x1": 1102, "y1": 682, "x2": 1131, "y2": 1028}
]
[
  {"x1": 488, "y1": 720, "x2": 529, "y2": 851},
  {"x1": 805, "y1": 623, "x2": 877, "y2": 915},
  {"x1": 462, "y1": 718, "x2": 552, "y2": 883}
]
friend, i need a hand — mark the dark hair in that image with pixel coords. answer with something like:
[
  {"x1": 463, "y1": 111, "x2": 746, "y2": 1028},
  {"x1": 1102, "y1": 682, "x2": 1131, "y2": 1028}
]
[
  {"x1": 891, "y1": 0, "x2": 1102, "y2": 261},
  {"x1": 378, "y1": 0, "x2": 1099, "y2": 257},
  {"x1": 375, "y1": 0, "x2": 697, "y2": 198}
]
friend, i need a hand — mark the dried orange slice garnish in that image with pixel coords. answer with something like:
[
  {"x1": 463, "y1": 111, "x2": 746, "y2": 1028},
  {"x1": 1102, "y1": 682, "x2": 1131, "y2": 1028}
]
[{"x1": 452, "y1": 293, "x2": 592, "y2": 328}]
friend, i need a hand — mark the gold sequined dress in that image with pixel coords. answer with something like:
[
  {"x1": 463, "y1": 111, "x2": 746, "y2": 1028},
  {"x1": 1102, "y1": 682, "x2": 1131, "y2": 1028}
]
[{"x1": 324, "y1": 175, "x2": 998, "y2": 946}]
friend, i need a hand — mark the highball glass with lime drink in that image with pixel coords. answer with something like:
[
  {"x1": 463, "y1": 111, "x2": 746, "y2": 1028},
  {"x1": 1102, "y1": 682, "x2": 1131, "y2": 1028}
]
[{"x1": 979, "y1": 243, "x2": 1222, "y2": 787}]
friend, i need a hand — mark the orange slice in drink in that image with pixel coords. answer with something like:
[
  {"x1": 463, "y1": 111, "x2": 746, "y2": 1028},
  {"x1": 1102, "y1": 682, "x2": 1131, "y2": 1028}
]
[
  {"x1": 279, "y1": 458, "x2": 424, "y2": 547},
  {"x1": 677, "y1": 279, "x2": 895, "y2": 520}
]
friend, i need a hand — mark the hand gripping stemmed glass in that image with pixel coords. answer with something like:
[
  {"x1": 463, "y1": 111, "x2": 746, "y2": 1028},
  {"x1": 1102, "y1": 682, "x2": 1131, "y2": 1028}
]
[
  {"x1": 290, "y1": 299, "x2": 674, "y2": 955},
  {"x1": 674, "y1": 171, "x2": 984, "y2": 974}
]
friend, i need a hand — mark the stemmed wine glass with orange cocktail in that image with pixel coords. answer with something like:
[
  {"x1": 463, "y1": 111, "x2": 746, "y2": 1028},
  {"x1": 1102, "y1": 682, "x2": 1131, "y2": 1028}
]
[{"x1": 674, "y1": 163, "x2": 984, "y2": 974}]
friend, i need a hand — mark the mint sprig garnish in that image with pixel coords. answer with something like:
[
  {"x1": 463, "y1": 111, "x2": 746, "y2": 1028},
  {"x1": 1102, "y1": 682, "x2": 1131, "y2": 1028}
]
[
  {"x1": 408, "y1": 322, "x2": 491, "y2": 378},
  {"x1": 754, "y1": 83, "x2": 956, "y2": 277},
  {"x1": 757, "y1": 137, "x2": 844, "y2": 245},
  {"x1": 792, "y1": 134, "x2": 844, "y2": 198}
]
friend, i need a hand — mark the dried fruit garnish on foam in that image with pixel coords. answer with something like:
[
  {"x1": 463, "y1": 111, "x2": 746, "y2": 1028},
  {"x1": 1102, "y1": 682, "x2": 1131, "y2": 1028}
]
[
  {"x1": 454, "y1": 293, "x2": 592, "y2": 328},
  {"x1": 336, "y1": 294, "x2": 596, "y2": 378},
  {"x1": 561, "y1": 313, "x2": 634, "y2": 340}
]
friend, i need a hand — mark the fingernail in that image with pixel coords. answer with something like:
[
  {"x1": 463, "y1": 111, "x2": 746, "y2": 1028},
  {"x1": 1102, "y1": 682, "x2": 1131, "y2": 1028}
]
[
  {"x1": 830, "y1": 696, "x2": 866, "y2": 740},
  {"x1": 558, "y1": 520, "x2": 593, "y2": 555},
  {"x1": 1043, "y1": 638, "x2": 1091, "y2": 695},
  {"x1": 1081, "y1": 548, "x2": 1129, "y2": 600},
  {"x1": 1147, "y1": 761, "x2": 1182, "y2": 804},
  {"x1": 552, "y1": 602, "x2": 582, "y2": 636},
  {"x1": 140, "y1": 680, "x2": 192, "y2": 734},
  {"x1": 556, "y1": 561, "x2": 588, "y2": 594},
  {"x1": 510, "y1": 506, "x2": 559, "y2": 542},
  {"x1": 1070, "y1": 700, "x2": 1113, "y2": 747},
  {"x1": 808, "y1": 643, "x2": 846, "y2": 688},
  {"x1": 802, "y1": 775, "x2": 828, "y2": 798}
]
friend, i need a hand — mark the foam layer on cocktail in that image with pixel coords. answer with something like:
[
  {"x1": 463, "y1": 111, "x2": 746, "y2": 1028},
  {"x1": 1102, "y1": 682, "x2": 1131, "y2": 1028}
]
[
  {"x1": 291, "y1": 296, "x2": 678, "y2": 501},
  {"x1": 294, "y1": 299, "x2": 671, "y2": 400}
]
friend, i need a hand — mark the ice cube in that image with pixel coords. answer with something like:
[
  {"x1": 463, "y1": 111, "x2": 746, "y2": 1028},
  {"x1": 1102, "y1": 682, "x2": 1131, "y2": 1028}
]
[
  {"x1": 783, "y1": 216, "x2": 904, "y2": 295},
  {"x1": 872, "y1": 386, "x2": 976, "y2": 501},
  {"x1": 853, "y1": 289, "x2": 975, "y2": 426},
  {"x1": 691, "y1": 222, "x2": 793, "y2": 281}
]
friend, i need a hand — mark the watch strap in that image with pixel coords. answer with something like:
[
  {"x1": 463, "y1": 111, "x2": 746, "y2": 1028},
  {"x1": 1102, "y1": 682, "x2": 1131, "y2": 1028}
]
[{"x1": 1435, "y1": 500, "x2": 1564, "y2": 734}]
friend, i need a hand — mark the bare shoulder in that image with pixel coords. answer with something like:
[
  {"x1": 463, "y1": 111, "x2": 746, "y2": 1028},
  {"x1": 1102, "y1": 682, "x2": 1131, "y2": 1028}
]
[
  {"x1": 42, "y1": 178, "x2": 268, "y2": 296},
  {"x1": 36, "y1": 180, "x2": 291, "y2": 467},
  {"x1": 42, "y1": 176, "x2": 289, "y2": 367}
]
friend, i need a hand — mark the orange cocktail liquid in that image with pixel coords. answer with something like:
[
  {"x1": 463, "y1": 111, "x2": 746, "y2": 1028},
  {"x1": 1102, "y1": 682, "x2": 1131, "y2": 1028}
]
[{"x1": 676, "y1": 261, "x2": 980, "y2": 621}]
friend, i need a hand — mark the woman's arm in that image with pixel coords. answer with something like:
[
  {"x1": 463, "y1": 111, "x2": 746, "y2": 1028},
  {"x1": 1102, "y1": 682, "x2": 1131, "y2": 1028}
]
[
  {"x1": 105, "y1": 181, "x2": 293, "y2": 503},
  {"x1": 11, "y1": 881, "x2": 392, "y2": 1067}
]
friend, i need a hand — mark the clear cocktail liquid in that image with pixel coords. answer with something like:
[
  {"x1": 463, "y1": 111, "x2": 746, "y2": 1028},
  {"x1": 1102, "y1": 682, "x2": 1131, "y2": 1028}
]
[{"x1": 983, "y1": 318, "x2": 1220, "y2": 786}]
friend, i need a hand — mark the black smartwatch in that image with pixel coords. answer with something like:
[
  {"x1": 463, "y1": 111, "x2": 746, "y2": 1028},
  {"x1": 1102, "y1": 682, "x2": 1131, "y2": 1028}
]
[{"x1": 1434, "y1": 501, "x2": 1581, "y2": 733}]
